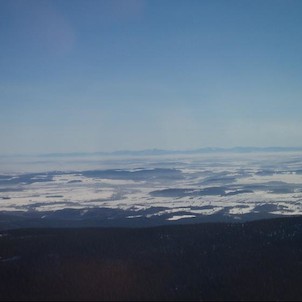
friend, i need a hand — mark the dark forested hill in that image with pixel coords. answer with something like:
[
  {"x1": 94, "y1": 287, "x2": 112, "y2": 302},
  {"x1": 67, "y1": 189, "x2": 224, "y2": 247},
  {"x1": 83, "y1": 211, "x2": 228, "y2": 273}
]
[{"x1": 1, "y1": 217, "x2": 302, "y2": 301}]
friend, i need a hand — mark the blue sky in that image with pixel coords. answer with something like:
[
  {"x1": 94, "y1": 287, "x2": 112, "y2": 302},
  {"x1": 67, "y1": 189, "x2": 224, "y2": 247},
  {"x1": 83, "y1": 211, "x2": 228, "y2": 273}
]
[{"x1": 1, "y1": 0, "x2": 302, "y2": 154}]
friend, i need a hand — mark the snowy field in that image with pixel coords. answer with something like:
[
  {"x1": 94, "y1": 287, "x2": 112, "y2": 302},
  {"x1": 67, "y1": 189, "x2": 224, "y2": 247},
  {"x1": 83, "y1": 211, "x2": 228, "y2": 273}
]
[{"x1": 1, "y1": 152, "x2": 302, "y2": 223}]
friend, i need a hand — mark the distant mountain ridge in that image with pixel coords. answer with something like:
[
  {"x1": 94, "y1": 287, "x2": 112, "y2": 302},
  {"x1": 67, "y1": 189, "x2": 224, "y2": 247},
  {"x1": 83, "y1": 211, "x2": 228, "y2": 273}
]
[
  {"x1": 2, "y1": 147, "x2": 302, "y2": 158},
  {"x1": 37, "y1": 147, "x2": 302, "y2": 157}
]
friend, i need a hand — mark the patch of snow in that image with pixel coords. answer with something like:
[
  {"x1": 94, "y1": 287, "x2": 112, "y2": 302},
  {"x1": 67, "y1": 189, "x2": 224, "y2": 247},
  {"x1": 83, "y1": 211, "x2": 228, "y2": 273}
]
[{"x1": 167, "y1": 215, "x2": 196, "y2": 221}]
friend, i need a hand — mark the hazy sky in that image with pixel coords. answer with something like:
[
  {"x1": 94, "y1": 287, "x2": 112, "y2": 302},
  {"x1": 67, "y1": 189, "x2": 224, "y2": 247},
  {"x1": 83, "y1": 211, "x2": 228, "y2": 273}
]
[{"x1": 1, "y1": 0, "x2": 302, "y2": 154}]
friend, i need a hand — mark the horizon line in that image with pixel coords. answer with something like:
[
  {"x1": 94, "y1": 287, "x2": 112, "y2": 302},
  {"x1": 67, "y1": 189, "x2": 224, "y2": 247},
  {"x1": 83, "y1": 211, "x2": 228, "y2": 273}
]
[{"x1": 1, "y1": 146, "x2": 302, "y2": 157}]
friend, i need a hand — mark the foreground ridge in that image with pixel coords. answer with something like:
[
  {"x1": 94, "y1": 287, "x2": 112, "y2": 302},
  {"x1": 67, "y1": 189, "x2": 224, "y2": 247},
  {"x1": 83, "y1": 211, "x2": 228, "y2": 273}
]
[{"x1": 1, "y1": 216, "x2": 302, "y2": 301}]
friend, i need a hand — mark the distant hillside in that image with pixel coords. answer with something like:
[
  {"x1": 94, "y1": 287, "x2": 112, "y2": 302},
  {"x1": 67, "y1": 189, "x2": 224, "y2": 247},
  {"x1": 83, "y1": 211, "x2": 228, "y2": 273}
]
[{"x1": 32, "y1": 146, "x2": 302, "y2": 157}]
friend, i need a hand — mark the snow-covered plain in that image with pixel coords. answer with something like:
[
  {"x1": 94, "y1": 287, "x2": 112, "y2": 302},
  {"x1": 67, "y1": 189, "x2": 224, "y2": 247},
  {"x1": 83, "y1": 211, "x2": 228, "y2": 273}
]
[{"x1": 1, "y1": 152, "x2": 302, "y2": 222}]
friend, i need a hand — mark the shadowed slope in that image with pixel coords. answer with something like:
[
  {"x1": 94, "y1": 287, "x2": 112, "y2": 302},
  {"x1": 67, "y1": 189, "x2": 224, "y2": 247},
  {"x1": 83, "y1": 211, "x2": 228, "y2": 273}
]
[{"x1": 1, "y1": 217, "x2": 302, "y2": 300}]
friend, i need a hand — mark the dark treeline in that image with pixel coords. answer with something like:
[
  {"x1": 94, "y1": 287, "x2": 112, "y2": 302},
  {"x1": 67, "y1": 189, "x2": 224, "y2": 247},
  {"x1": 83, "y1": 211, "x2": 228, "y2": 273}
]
[{"x1": 1, "y1": 217, "x2": 302, "y2": 301}]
